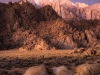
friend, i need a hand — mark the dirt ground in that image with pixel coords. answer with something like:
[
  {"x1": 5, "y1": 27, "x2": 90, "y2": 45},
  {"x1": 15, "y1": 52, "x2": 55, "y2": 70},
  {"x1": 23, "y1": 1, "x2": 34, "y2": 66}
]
[{"x1": 0, "y1": 49, "x2": 100, "y2": 75}]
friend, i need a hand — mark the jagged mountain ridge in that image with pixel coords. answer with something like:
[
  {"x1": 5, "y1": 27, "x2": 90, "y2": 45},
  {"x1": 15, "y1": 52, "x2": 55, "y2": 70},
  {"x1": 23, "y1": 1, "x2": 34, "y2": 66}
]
[
  {"x1": 0, "y1": 1, "x2": 100, "y2": 50},
  {"x1": 27, "y1": 0, "x2": 100, "y2": 21}
]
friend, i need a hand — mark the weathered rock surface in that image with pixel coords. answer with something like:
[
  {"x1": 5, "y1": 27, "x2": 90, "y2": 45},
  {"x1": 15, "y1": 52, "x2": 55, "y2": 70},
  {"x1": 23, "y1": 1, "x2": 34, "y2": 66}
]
[
  {"x1": 23, "y1": 65, "x2": 51, "y2": 75},
  {"x1": 74, "y1": 63, "x2": 100, "y2": 75},
  {"x1": 36, "y1": 18, "x2": 77, "y2": 49},
  {"x1": 52, "y1": 66, "x2": 73, "y2": 75}
]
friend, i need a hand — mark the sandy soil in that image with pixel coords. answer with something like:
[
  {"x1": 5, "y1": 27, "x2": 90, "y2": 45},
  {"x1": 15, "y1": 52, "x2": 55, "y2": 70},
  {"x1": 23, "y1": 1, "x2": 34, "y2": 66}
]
[
  {"x1": 0, "y1": 49, "x2": 100, "y2": 75},
  {"x1": 0, "y1": 49, "x2": 75, "y2": 58}
]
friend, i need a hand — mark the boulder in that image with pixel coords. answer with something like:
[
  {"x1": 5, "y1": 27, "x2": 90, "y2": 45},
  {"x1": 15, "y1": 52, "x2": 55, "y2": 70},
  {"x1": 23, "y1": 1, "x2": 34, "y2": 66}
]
[
  {"x1": 52, "y1": 66, "x2": 73, "y2": 75},
  {"x1": 74, "y1": 63, "x2": 100, "y2": 75},
  {"x1": 23, "y1": 65, "x2": 51, "y2": 75}
]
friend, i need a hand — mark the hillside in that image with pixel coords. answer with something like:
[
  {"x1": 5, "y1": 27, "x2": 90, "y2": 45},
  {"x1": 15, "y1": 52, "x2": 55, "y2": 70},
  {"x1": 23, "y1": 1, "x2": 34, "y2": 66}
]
[
  {"x1": 0, "y1": 1, "x2": 100, "y2": 51},
  {"x1": 0, "y1": 2, "x2": 59, "y2": 50}
]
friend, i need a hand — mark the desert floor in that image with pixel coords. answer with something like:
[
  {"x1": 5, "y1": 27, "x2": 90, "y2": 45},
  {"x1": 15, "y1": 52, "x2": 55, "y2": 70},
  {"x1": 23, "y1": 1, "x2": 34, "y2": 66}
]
[{"x1": 0, "y1": 49, "x2": 100, "y2": 75}]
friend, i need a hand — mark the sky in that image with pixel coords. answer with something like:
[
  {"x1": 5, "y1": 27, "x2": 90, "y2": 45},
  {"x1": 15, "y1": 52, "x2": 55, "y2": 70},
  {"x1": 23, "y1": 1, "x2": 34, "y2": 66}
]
[
  {"x1": 71, "y1": 0, "x2": 100, "y2": 5},
  {"x1": 0, "y1": 0, "x2": 100, "y2": 5}
]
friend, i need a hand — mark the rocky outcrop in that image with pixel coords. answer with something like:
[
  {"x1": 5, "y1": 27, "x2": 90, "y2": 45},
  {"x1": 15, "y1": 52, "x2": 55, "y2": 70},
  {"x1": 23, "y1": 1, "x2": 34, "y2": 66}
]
[
  {"x1": 70, "y1": 19, "x2": 100, "y2": 48},
  {"x1": 12, "y1": 29, "x2": 50, "y2": 51},
  {"x1": 36, "y1": 18, "x2": 77, "y2": 49}
]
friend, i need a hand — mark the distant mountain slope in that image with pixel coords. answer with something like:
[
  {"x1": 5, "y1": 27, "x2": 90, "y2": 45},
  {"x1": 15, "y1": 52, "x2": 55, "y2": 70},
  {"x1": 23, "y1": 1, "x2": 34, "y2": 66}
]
[{"x1": 27, "y1": 0, "x2": 100, "y2": 21}]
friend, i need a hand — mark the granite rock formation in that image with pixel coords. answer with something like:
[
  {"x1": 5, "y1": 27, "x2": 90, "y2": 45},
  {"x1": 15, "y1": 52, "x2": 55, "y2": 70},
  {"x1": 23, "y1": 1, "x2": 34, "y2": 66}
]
[
  {"x1": 74, "y1": 63, "x2": 100, "y2": 75},
  {"x1": 23, "y1": 65, "x2": 51, "y2": 75},
  {"x1": 0, "y1": 1, "x2": 100, "y2": 50},
  {"x1": 28, "y1": 0, "x2": 100, "y2": 21},
  {"x1": 0, "y1": 2, "x2": 59, "y2": 50}
]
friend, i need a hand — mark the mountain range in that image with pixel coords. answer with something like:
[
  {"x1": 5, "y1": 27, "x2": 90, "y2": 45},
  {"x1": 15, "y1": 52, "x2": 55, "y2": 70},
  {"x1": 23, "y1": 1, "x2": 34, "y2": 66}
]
[
  {"x1": 0, "y1": 0, "x2": 100, "y2": 51},
  {"x1": 26, "y1": 0, "x2": 100, "y2": 21}
]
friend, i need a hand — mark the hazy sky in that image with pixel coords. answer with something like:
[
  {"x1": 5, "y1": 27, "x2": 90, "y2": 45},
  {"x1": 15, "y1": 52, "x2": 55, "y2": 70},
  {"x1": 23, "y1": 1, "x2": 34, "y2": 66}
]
[
  {"x1": 0, "y1": 0, "x2": 100, "y2": 5},
  {"x1": 71, "y1": 0, "x2": 100, "y2": 5}
]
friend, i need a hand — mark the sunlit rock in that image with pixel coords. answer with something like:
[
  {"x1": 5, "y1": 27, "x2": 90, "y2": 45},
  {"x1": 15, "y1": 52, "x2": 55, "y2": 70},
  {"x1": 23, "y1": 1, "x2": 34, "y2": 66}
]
[
  {"x1": 23, "y1": 65, "x2": 51, "y2": 75},
  {"x1": 52, "y1": 66, "x2": 73, "y2": 75},
  {"x1": 74, "y1": 63, "x2": 100, "y2": 75}
]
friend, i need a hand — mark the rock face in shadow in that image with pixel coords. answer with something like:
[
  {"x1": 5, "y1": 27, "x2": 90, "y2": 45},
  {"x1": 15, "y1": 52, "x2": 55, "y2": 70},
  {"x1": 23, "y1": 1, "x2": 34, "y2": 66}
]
[{"x1": 0, "y1": 1, "x2": 100, "y2": 50}]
